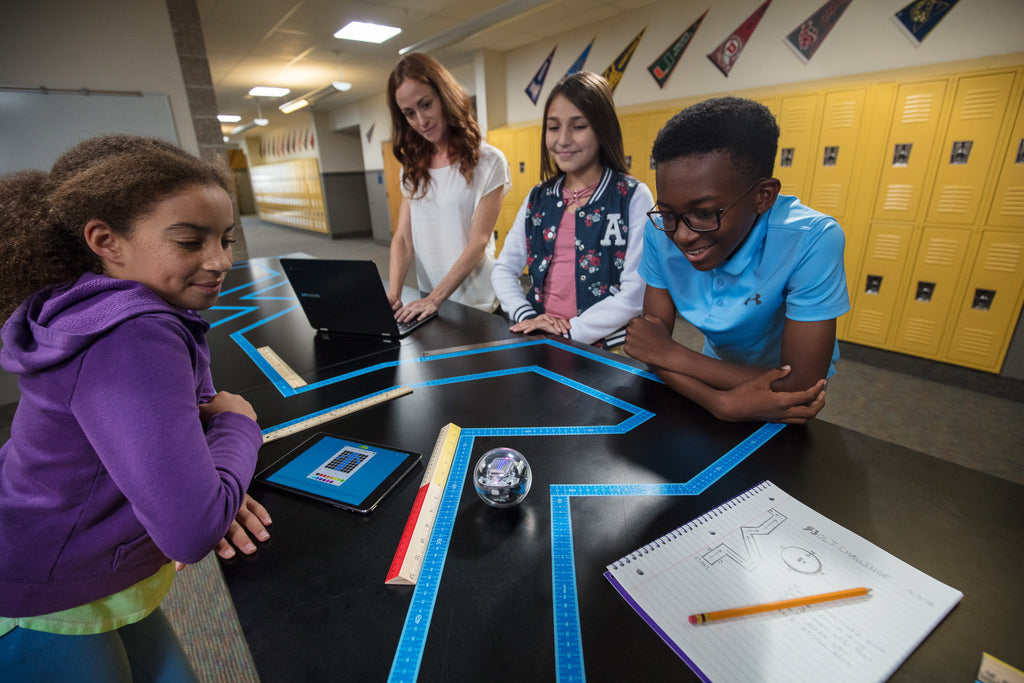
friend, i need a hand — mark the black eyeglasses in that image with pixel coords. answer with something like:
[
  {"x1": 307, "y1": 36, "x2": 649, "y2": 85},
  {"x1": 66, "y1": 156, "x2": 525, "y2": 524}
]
[{"x1": 647, "y1": 178, "x2": 765, "y2": 233}]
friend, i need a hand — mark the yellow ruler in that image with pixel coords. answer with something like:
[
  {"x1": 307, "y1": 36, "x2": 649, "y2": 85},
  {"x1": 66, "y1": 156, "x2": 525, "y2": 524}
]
[
  {"x1": 256, "y1": 345, "x2": 307, "y2": 389},
  {"x1": 261, "y1": 386, "x2": 413, "y2": 444},
  {"x1": 385, "y1": 423, "x2": 462, "y2": 585}
]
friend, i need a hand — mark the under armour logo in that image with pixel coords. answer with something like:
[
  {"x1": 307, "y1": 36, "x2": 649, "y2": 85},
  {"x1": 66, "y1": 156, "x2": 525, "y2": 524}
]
[{"x1": 745, "y1": 294, "x2": 762, "y2": 306}]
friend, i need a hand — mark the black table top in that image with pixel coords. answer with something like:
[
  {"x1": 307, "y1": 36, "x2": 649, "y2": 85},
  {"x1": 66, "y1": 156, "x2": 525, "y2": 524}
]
[{"x1": 208, "y1": 257, "x2": 1024, "y2": 682}]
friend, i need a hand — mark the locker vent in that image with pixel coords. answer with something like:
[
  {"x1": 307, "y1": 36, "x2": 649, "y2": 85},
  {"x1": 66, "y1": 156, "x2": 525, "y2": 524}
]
[
  {"x1": 882, "y1": 184, "x2": 913, "y2": 211},
  {"x1": 996, "y1": 188, "x2": 1024, "y2": 217},
  {"x1": 923, "y1": 238, "x2": 959, "y2": 266},
  {"x1": 935, "y1": 185, "x2": 972, "y2": 214},
  {"x1": 960, "y1": 88, "x2": 1001, "y2": 121},
  {"x1": 901, "y1": 93, "x2": 936, "y2": 124},
  {"x1": 983, "y1": 242, "x2": 1023, "y2": 273},
  {"x1": 902, "y1": 318, "x2": 936, "y2": 346},
  {"x1": 813, "y1": 184, "x2": 842, "y2": 209},
  {"x1": 872, "y1": 234, "x2": 904, "y2": 260},
  {"x1": 828, "y1": 100, "x2": 858, "y2": 128},
  {"x1": 955, "y1": 328, "x2": 995, "y2": 356},
  {"x1": 853, "y1": 310, "x2": 885, "y2": 336},
  {"x1": 782, "y1": 105, "x2": 813, "y2": 133}
]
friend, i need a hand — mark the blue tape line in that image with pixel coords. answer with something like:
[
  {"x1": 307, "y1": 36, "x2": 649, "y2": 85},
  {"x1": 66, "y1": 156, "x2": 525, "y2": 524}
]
[{"x1": 547, "y1": 422, "x2": 786, "y2": 682}]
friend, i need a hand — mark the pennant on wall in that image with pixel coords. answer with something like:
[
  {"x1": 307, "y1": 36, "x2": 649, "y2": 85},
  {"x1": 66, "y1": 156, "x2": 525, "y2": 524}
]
[
  {"x1": 649, "y1": 10, "x2": 707, "y2": 88},
  {"x1": 602, "y1": 27, "x2": 647, "y2": 93},
  {"x1": 365, "y1": 121, "x2": 376, "y2": 144},
  {"x1": 892, "y1": 0, "x2": 960, "y2": 46},
  {"x1": 707, "y1": 1, "x2": 772, "y2": 77},
  {"x1": 784, "y1": 0, "x2": 854, "y2": 64},
  {"x1": 525, "y1": 45, "x2": 557, "y2": 105},
  {"x1": 564, "y1": 37, "x2": 595, "y2": 78}
]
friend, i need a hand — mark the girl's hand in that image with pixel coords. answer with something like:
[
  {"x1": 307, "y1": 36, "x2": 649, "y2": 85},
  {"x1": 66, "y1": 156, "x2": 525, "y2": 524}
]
[
  {"x1": 511, "y1": 314, "x2": 571, "y2": 336},
  {"x1": 198, "y1": 391, "x2": 257, "y2": 423},
  {"x1": 176, "y1": 494, "x2": 273, "y2": 569}
]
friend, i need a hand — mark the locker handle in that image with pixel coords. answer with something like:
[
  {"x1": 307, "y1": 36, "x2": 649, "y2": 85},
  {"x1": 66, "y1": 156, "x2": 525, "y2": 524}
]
[
  {"x1": 972, "y1": 289, "x2": 995, "y2": 311},
  {"x1": 915, "y1": 281, "x2": 935, "y2": 302},
  {"x1": 865, "y1": 275, "x2": 882, "y2": 295}
]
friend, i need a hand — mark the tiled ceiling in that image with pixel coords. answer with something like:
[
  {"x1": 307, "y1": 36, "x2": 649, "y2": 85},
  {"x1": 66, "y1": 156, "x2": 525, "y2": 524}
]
[{"x1": 198, "y1": 0, "x2": 655, "y2": 136}]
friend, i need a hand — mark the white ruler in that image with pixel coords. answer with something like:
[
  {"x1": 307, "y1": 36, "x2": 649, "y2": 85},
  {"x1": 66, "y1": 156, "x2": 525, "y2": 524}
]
[
  {"x1": 256, "y1": 345, "x2": 307, "y2": 389},
  {"x1": 261, "y1": 386, "x2": 413, "y2": 444}
]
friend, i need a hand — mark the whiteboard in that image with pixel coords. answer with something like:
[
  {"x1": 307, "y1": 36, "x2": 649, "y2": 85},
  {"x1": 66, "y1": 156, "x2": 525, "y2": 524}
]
[{"x1": 0, "y1": 90, "x2": 178, "y2": 174}]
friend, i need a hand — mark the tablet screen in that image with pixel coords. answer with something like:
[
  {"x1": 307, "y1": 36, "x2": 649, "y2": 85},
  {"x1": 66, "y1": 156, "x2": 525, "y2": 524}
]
[{"x1": 256, "y1": 433, "x2": 420, "y2": 513}]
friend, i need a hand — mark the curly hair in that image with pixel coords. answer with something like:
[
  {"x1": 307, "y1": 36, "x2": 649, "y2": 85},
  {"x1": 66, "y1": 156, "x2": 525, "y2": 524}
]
[
  {"x1": 387, "y1": 53, "x2": 482, "y2": 199},
  {"x1": 0, "y1": 135, "x2": 233, "y2": 321},
  {"x1": 652, "y1": 96, "x2": 779, "y2": 181},
  {"x1": 540, "y1": 71, "x2": 629, "y2": 182}
]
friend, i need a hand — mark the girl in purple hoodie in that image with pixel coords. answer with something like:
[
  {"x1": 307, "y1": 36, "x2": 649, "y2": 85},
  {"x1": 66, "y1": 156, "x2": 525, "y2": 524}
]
[{"x1": 0, "y1": 136, "x2": 266, "y2": 680}]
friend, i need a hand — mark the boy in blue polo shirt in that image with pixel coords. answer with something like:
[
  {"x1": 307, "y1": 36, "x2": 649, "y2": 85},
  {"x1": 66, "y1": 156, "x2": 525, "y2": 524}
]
[{"x1": 624, "y1": 97, "x2": 849, "y2": 423}]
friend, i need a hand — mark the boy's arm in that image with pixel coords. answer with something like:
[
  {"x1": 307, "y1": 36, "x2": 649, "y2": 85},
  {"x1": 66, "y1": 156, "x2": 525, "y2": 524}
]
[{"x1": 625, "y1": 286, "x2": 828, "y2": 423}]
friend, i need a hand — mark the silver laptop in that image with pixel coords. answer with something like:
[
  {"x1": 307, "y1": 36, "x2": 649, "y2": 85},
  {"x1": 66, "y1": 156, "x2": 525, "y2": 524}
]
[{"x1": 280, "y1": 258, "x2": 435, "y2": 340}]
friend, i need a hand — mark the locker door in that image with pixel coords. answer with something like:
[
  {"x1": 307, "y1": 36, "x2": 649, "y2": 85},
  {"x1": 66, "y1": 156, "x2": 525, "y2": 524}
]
[
  {"x1": 488, "y1": 128, "x2": 516, "y2": 251},
  {"x1": 873, "y1": 79, "x2": 949, "y2": 222},
  {"x1": 891, "y1": 227, "x2": 971, "y2": 357},
  {"x1": 986, "y1": 88, "x2": 1024, "y2": 228},
  {"x1": 845, "y1": 223, "x2": 914, "y2": 346},
  {"x1": 774, "y1": 93, "x2": 819, "y2": 199},
  {"x1": 644, "y1": 108, "x2": 676, "y2": 194},
  {"x1": 945, "y1": 230, "x2": 1024, "y2": 370},
  {"x1": 619, "y1": 112, "x2": 645, "y2": 182},
  {"x1": 926, "y1": 71, "x2": 1017, "y2": 226},
  {"x1": 513, "y1": 125, "x2": 541, "y2": 209},
  {"x1": 808, "y1": 88, "x2": 867, "y2": 220}
]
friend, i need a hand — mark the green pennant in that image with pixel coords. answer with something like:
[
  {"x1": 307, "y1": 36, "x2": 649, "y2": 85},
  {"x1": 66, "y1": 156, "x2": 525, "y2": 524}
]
[
  {"x1": 602, "y1": 27, "x2": 646, "y2": 93},
  {"x1": 648, "y1": 10, "x2": 707, "y2": 89}
]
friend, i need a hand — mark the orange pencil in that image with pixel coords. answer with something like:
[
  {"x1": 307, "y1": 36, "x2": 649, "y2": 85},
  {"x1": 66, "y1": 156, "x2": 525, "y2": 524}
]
[{"x1": 688, "y1": 587, "x2": 871, "y2": 624}]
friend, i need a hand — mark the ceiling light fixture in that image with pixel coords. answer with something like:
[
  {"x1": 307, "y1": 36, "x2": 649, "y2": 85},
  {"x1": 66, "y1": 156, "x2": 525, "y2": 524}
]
[
  {"x1": 332, "y1": 50, "x2": 352, "y2": 91},
  {"x1": 217, "y1": 114, "x2": 242, "y2": 123},
  {"x1": 279, "y1": 98, "x2": 310, "y2": 114},
  {"x1": 254, "y1": 101, "x2": 269, "y2": 126},
  {"x1": 333, "y1": 21, "x2": 401, "y2": 44},
  {"x1": 248, "y1": 86, "x2": 290, "y2": 98}
]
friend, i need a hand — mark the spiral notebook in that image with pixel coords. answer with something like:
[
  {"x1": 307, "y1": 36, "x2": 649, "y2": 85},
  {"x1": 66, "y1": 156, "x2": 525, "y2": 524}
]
[{"x1": 605, "y1": 481, "x2": 962, "y2": 683}]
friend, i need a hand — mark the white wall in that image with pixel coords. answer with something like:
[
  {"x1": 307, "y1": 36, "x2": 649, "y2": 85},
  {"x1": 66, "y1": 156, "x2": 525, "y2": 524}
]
[
  {"x1": 502, "y1": 0, "x2": 1024, "y2": 124},
  {"x1": 0, "y1": 0, "x2": 197, "y2": 155}
]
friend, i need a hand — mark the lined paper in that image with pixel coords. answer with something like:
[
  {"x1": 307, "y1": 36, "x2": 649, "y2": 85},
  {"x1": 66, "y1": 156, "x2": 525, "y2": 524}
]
[{"x1": 605, "y1": 481, "x2": 962, "y2": 683}]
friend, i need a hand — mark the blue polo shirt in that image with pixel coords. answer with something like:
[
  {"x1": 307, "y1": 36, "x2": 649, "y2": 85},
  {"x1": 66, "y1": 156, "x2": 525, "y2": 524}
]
[{"x1": 640, "y1": 194, "x2": 849, "y2": 375}]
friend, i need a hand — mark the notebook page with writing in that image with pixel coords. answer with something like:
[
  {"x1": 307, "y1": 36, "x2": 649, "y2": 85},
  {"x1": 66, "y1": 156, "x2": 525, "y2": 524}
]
[{"x1": 605, "y1": 481, "x2": 962, "y2": 683}]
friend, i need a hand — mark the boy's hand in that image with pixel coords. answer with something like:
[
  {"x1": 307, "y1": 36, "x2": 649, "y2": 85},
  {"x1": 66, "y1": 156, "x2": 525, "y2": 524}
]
[
  {"x1": 624, "y1": 314, "x2": 673, "y2": 365},
  {"x1": 712, "y1": 366, "x2": 826, "y2": 424},
  {"x1": 215, "y1": 494, "x2": 272, "y2": 560}
]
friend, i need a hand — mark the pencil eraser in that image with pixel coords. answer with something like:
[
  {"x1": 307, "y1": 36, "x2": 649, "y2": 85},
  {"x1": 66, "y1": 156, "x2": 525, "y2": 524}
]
[{"x1": 688, "y1": 615, "x2": 698, "y2": 625}]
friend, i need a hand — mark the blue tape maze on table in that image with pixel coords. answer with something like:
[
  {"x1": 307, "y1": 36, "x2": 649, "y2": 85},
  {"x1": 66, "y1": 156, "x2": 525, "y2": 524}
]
[{"x1": 208, "y1": 260, "x2": 786, "y2": 682}]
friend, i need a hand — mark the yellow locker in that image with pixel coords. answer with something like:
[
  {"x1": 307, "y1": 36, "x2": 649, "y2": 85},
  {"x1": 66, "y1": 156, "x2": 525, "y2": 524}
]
[
  {"x1": 808, "y1": 88, "x2": 868, "y2": 220},
  {"x1": 945, "y1": 229, "x2": 1024, "y2": 370},
  {"x1": 845, "y1": 223, "x2": 915, "y2": 346},
  {"x1": 926, "y1": 71, "x2": 1017, "y2": 226},
  {"x1": 619, "y1": 112, "x2": 645, "y2": 182},
  {"x1": 985, "y1": 88, "x2": 1024, "y2": 228},
  {"x1": 774, "y1": 93, "x2": 820, "y2": 199},
  {"x1": 488, "y1": 128, "x2": 516, "y2": 251},
  {"x1": 891, "y1": 227, "x2": 972, "y2": 357},
  {"x1": 643, "y1": 108, "x2": 676, "y2": 194},
  {"x1": 873, "y1": 79, "x2": 949, "y2": 222}
]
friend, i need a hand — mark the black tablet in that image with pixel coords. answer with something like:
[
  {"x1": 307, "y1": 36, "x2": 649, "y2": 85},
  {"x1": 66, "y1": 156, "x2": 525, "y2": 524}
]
[{"x1": 254, "y1": 433, "x2": 421, "y2": 514}]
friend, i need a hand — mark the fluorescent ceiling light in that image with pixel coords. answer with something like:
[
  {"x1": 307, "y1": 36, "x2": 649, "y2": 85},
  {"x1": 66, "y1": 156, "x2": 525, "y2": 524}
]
[
  {"x1": 279, "y1": 98, "x2": 310, "y2": 114},
  {"x1": 254, "y1": 118, "x2": 270, "y2": 126},
  {"x1": 248, "y1": 86, "x2": 290, "y2": 97},
  {"x1": 332, "y1": 81, "x2": 352, "y2": 91},
  {"x1": 217, "y1": 114, "x2": 242, "y2": 123},
  {"x1": 333, "y1": 21, "x2": 401, "y2": 44}
]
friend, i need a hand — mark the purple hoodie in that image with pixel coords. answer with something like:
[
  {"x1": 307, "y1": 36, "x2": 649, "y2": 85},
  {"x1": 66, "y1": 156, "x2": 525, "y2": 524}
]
[{"x1": 0, "y1": 272, "x2": 262, "y2": 617}]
